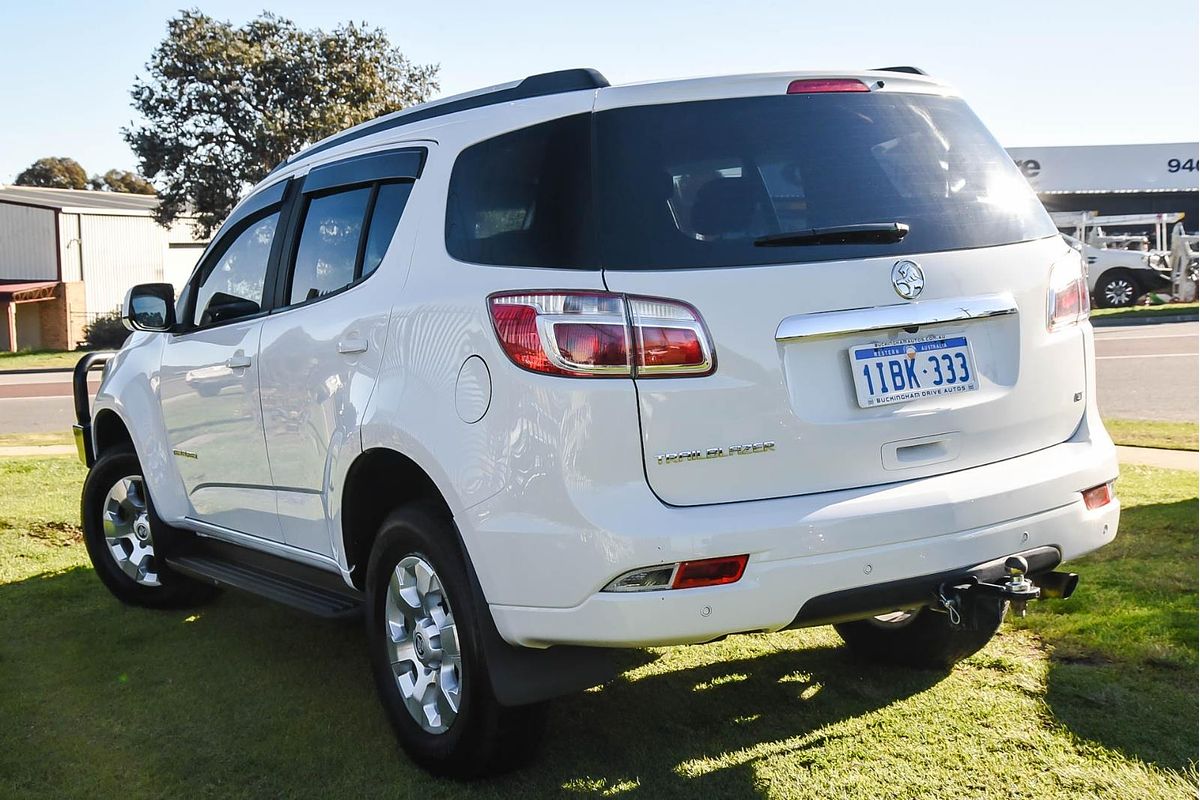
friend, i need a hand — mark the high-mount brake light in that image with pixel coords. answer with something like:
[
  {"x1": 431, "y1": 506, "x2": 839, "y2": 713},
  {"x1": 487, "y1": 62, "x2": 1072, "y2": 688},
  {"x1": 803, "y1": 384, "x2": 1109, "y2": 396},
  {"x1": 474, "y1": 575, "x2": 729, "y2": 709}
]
[
  {"x1": 1047, "y1": 253, "x2": 1090, "y2": 331},
  {"x1": 489, "y1": 292, "x2": 714, "y2": 378},
  {"x1": 786, "y1": 78, "x2": 870, "y2": 94}
]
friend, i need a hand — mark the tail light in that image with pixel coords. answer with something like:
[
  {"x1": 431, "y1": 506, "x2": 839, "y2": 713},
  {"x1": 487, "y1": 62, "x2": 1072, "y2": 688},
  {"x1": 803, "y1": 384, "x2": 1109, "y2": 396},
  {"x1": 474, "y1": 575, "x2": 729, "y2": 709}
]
[
  {"x1": 1047, "y1": 253, "x2": 1090, "y2": 331},
  {"x1": 489, "y1": 292, "x2": 714, "y2": 378}
]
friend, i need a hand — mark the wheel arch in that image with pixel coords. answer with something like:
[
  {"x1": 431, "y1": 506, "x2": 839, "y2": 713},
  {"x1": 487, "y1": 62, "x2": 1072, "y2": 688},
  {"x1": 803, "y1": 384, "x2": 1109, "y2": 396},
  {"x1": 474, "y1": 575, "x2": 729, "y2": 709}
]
[
  {"x1": 340, "y1": 446, "x2": 456, "y2": 591},
  {"x1": 92, "y1": 407, "x2": 134, "y2": 457},
  {"x1": 344, "y1": 445, "x2": 624, "y2": 707}
]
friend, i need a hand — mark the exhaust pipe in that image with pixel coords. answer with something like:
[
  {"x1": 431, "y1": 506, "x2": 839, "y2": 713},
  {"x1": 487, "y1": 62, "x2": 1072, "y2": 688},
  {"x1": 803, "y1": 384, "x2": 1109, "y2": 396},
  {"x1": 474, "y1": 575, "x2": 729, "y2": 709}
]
[{"x1": 1032, "y1": 571, "x2": 1079, "y2": 600}]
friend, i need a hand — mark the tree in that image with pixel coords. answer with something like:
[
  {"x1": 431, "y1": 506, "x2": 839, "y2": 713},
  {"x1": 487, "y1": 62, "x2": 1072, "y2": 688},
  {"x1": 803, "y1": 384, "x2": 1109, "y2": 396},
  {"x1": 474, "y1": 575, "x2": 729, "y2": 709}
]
[
  {"x1": 89, "y1": 169, "x2": 157, "y2": 194},
  {"x1": 125, "y1": 10, "x2": 438, "y2": 236},
  {"x1": 15, "y1": 157, "x2": 89, "y2": 190}
]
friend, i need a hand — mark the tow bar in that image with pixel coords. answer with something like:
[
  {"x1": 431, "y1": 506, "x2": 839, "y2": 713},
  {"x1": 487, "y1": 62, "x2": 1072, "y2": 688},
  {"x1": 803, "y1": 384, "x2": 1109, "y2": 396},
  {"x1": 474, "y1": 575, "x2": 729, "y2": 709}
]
[{"x1": 936, "y1": 556, "x2": 1078, "y2": 629}]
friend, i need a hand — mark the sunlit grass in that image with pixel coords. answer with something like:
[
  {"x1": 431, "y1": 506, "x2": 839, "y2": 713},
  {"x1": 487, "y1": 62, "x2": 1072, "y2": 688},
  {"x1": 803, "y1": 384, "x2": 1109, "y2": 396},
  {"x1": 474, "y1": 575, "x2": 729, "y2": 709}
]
[{"x1": 0, "y1": 456, "x2": 1195, "y2": 798}]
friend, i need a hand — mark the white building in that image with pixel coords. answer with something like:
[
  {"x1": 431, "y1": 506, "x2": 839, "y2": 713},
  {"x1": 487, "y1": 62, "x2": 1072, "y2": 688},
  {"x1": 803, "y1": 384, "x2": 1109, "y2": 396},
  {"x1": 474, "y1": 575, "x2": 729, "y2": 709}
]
[
  {"x1": 0, "y1": 186, "x2": 209, "y2": 351},
  {"x1": 1005, "y1": 142, "x2": 1198, "y2": 234}
]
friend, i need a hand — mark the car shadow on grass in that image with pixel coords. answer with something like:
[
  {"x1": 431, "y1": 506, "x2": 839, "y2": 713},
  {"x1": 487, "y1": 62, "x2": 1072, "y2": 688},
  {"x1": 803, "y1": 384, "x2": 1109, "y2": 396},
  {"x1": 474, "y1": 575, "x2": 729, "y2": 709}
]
[
  {"x1": 1044, "y1": 661, "x2": 1198, "y2": 775},
  {"x1": 0, "y1": 564, "x2": 946, "y2": 799}
]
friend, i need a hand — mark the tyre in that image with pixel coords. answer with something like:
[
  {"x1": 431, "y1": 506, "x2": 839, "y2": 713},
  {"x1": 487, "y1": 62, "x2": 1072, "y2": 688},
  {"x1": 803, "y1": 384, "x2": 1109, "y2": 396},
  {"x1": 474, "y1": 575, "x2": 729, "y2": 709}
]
[
  {"x1": 81, "y1": 445, "x2": 217, "y2": 608},
  {"x1": 365, "y1": 506, "x2": 545, "y2": 778},
  {"x1": 1094, "y1": 268, "x2": 1141, "y2": 308},
  {"x1": 834, "y1": 601, "x2": 1006, "y2": 670}
]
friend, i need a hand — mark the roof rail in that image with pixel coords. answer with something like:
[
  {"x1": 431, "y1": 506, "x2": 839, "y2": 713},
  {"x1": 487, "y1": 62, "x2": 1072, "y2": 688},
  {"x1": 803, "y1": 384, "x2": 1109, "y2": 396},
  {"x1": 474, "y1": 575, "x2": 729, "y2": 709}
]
[
  {"x1": 281, "y1": 68, "x2": 610, "y2": 168},
  {"x1": 871, "y1": 66, "x2": 928, "y2": 76}
]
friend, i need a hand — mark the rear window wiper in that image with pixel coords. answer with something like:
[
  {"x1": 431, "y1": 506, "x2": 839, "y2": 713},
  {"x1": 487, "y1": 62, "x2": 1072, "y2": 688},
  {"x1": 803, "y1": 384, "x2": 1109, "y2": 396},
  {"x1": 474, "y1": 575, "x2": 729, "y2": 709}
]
[{"x1": 754, "y1": 222, "x2": 909, "y2": 247}]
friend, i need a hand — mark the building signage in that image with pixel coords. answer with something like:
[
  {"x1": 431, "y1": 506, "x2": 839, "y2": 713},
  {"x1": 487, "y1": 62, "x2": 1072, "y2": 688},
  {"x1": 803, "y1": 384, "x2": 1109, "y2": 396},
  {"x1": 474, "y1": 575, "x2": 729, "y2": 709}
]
[{"x1": 1005, "y1": 143, "x2": 1199, "y2": 193}]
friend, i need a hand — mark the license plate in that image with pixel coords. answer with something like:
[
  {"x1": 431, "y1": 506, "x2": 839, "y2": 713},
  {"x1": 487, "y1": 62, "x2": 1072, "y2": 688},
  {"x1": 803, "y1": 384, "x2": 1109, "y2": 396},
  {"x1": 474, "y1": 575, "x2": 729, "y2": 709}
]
[{"x1": 850, "y1": 336, "x2": 979, "y2": 408}]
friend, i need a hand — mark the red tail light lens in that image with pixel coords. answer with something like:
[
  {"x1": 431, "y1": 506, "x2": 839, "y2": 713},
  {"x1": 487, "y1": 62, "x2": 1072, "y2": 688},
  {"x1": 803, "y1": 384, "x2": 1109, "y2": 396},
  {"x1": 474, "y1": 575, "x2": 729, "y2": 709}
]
[
  {"x1": 671, "y1": 555, "x2": 749, "y2": 589},
  {"x1": 1082, "y1": 481, "x2": 1114, "y2": 510},
  {"x1": 628, "y1": 297, "x2": 714, "y2": 376},
  {"x1": 489, "y1": 292, "x2": 714, "y2": 378},
  {"x1": 1048, "y1": 254, "x2": 1090, "y2": 331},
  {"x1": 787, "y1": 78, "x2": 870, "y2": 94}
]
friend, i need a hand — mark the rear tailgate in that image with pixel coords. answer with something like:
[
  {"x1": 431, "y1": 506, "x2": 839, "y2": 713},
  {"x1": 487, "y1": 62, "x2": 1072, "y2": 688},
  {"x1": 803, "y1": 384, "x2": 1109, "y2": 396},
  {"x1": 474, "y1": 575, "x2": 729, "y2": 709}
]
[
  {"x1": 605, "y1": 237, "x2": 1086, "y2": 506},
  {"x1": 591, "y1": 79, "x2": 1084, "y2": 506}
]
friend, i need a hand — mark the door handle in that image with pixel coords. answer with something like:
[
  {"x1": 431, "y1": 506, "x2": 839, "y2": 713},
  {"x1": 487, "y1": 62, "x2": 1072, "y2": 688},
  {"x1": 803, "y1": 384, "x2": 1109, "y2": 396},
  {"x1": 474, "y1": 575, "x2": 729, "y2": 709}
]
[
  {"x1": 225, "y1": 354, "x2": 252, "y2": 369},
  {"x1": 337, "y1": 337, "x2": 368, "y2": 355}
]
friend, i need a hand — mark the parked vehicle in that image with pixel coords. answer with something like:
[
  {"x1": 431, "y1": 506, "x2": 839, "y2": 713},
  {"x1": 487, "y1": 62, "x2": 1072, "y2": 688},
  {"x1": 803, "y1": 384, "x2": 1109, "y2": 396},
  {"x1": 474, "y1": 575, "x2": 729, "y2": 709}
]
[
  {"x1": 1061, "y1": 233, "x2": 1171, "y2": 308},
  {"x1": 74, "y1": 66, "x2": 1120, "y2": 778}
]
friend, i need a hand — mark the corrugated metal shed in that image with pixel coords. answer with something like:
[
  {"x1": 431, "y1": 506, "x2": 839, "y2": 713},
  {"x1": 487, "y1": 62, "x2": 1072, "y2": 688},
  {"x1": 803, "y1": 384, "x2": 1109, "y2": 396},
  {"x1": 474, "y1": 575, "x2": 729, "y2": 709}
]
[
  {"x1": 0, "y1": 185, "x2": 210, "y2": 317},
  {"x1": 0, "y1": 203, "x2": 57, "y2": 281}
]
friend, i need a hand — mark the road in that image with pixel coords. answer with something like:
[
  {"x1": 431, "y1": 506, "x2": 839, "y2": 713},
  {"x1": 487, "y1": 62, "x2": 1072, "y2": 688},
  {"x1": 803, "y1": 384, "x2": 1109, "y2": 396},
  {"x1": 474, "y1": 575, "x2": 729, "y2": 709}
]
[
  {"x1": 1094, "y1": 321, "x2": 1197, "y2": 422},
  {"x1": 0, "y1": 373, "x2": 98, "y2": 435},
  {"x1": 0, "y1": 321, "x2": 1195, "y2": 435}
]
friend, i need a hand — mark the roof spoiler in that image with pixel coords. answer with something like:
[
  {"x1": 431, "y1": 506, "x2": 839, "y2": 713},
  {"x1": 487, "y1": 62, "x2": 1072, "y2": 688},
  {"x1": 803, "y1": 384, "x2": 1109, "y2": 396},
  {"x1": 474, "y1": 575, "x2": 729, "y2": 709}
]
[{"x1": 871, "y1": 66, "x2": 928, "y2": 76}]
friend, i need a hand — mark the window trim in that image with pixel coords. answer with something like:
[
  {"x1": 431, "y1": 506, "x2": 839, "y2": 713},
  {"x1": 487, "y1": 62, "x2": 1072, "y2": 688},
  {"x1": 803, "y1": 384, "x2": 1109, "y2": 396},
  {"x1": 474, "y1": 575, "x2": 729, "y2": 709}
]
[
  {"x1": 270, "y1": 149, "x2": 422, "y2": 314},
  {"x1": 178, "y1": 180, "x2": 296, "y2": 334}
]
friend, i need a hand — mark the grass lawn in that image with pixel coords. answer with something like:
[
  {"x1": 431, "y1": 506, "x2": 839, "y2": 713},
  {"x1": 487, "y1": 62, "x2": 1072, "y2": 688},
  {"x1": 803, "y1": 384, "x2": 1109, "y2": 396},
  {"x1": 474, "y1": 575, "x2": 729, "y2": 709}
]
[
  {"x1": 0, "y1": 431, "x2": 75, "y2": 448},
  {"x1": 1105, "y1": 419, "x2": 1199, "y2": 451},
  {"x1": 0, "y1": 458, "x2": 1195, "y2": 799},
  {"x1": 0, "y1": 349, "x2": 83, "y2": 371},
  {"x1": 1091, "y1": 302, "x2": 1198, "y2": 322}
]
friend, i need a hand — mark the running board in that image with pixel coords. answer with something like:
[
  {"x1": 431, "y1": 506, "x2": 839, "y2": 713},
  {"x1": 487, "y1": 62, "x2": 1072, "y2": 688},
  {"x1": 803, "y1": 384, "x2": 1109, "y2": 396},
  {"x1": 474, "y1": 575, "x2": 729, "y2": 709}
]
[{"x1": 165, "y1": 547, "x2": 363, "y2": 619}]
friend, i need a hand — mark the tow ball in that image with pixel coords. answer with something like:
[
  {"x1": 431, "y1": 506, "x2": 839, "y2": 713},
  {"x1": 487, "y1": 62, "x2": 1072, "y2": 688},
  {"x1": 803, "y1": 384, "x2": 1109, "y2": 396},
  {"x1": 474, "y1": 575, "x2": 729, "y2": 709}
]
[{"x1": 936, "y1": 556, "x2": 1076, "y2": 629}]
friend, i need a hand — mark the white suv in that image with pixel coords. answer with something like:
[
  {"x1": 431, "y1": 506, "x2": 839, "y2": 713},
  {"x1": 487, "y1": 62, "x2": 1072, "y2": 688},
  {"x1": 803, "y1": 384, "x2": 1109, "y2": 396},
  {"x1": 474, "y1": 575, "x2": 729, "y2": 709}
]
[{"x1": 74, "y1": 67, "x2": 1120, "y2": 777}]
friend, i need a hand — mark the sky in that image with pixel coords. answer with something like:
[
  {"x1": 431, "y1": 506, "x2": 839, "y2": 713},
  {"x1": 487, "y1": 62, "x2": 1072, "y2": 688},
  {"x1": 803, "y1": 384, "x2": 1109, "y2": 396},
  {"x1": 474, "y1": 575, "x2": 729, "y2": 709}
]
[{"x1": 1, "y1": 0, "x2": 1197, "y2": 183}]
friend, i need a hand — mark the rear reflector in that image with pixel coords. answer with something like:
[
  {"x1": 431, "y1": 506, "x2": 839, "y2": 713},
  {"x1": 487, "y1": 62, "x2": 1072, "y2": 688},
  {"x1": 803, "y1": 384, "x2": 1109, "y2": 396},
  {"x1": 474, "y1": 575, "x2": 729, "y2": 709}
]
[
  {"x1": 672, "y1": 555, "x2": 749, "y2": 589},
  {"x1": 602, "y1": 554, "x2": 750, "y2": 592},
  {"x1": 1082, "y1": 482, "x2": 1114, "y2": 510},
  {"x1": 787, "y1": 78, "x2": 870, "y2": 94}
]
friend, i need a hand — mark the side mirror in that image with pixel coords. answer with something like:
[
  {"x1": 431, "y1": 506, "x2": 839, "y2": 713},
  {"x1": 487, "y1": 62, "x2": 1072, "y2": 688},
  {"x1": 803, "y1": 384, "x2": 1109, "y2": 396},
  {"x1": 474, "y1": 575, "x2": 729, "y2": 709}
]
[{"x1": 122, "y1": 283, "x2": 176, "y2": 332}]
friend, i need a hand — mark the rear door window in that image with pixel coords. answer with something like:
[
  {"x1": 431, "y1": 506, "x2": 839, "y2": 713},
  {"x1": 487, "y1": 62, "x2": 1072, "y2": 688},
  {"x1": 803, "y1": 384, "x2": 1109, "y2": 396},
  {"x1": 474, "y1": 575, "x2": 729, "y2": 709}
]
[
  {"x1": 285, "y1": 180, "x2": 415, "y2": 306},
  {"x1": 362, "y1": 182, "x2": 414, "y2": 278},
  {"x1": 289, "y1": 188, "x2": 372, "y2": 305}
]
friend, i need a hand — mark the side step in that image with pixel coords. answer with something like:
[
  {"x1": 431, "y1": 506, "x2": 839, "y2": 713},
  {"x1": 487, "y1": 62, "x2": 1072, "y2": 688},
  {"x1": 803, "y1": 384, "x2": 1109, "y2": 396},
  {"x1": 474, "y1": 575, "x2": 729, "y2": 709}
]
[{"x1": 166, "y1": 549, "x2": 363, "y2": 619}]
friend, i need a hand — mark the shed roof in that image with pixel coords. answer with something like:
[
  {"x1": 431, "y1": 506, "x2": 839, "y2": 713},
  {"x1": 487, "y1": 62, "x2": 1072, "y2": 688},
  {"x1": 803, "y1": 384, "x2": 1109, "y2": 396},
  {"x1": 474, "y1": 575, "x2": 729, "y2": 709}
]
[{"x1": 0, "y1": 185, "x2": 160, "y2": 214}]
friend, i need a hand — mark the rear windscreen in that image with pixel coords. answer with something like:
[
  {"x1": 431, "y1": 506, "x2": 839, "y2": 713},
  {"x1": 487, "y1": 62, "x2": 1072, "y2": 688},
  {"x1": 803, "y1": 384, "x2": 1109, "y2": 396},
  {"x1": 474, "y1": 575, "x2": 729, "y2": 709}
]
[
  {"x1": 594, "y1": 93, "x2": 1056, "y2": 269},
  {"x1": 444, "y1": 93, "x2": 1056, "y2": 270}
]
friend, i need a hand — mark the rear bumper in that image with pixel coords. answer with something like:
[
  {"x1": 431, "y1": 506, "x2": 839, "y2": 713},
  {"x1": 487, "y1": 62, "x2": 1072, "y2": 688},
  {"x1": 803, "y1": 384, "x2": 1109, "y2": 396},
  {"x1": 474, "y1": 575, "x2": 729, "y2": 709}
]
[{"x1": 489, "y1": 488, "x2": 1118, "y2": 647}]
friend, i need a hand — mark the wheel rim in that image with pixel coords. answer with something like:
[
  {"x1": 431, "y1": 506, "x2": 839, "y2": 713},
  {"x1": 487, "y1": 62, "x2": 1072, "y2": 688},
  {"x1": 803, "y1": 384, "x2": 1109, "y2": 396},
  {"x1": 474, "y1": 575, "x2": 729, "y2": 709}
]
[
  {"x1": 1104, "y1": 279, "x2": 1135, "y2": 306},
  {"x1": 101, "y1": 475, "x2": 161, "y2": 587},
  {"x1": 384, "y1": 555, "x2": 462, "y2": 734}
]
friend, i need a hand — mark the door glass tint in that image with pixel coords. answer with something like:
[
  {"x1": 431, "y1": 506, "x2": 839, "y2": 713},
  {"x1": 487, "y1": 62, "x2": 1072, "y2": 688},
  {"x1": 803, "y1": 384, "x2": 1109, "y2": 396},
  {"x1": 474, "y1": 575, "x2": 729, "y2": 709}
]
[
  {"x1": 594, "y1": 94, "x2": 1057, "y2": 269},
  {"x1": 444, "y1": 113, "x2": 593, "y2": 268},
  {"x1": 290, "y1": 188, "x2": 372, "y2": 305},
  {"x1": 362, "y1": 182, "x2": 414, "y2": 278},
  {"x1": 194, "y1": 212, "x2": 280, "y2": 326}
]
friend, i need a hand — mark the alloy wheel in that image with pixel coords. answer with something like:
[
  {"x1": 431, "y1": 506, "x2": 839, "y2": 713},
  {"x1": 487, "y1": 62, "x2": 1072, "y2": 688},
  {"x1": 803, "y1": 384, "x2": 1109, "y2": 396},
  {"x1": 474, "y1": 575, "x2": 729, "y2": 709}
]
[
  {"x1": 101, "y1": 475, "x2": 161, "y2": 587},
  {"x1": 1104, "y1": 278, "x2": 1135, "y2": 306},
  {"x1": 384, "y1": 555, "x2": 462, "y2": 734}
]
